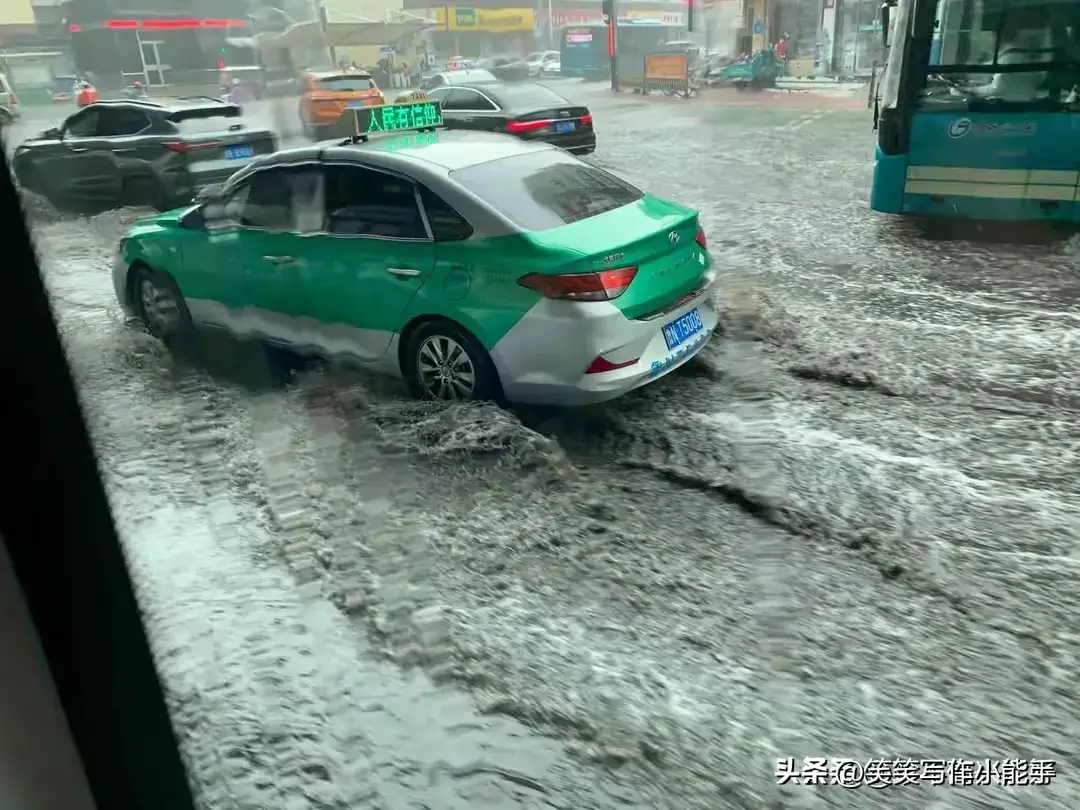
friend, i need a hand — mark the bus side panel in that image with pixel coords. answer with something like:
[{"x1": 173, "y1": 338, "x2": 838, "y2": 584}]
[
  {"x1": 1031, "y1": 114, "x2": 1080, "y2": 225},
  {"x1": 870, "y1": 146, "x2": 907, "y2": 214},
  {"x1": 902, "y1": 111, "x2": 1076, "y2": 222}
]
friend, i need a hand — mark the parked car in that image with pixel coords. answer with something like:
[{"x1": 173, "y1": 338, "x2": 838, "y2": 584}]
[
  {"x1": 540, "y1": 56, "x2": 562, "y2": 77},
  {"x1": 521, "y1": 50, "x2": 560, "y2": 77},
  {"x1": 473, "y1": 55, "x2": 530, "y2": 82},
  {"x1": 421, "y1": 68, "x2": 498, "y2": 90},
  {"x1": 12, "y1": 97, "x2": 275, "y2": 212},
  {"x1": 425, "y1": 81, "x2": 595, "y2": 154}
]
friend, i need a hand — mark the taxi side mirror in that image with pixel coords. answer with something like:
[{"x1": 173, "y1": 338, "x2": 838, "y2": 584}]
[
  {"x1": 193, "y1": 182, "x2": 226, "y2": 202},
  {"x1": 180, "y1": 205, "x2": 205, "y2": 230}
]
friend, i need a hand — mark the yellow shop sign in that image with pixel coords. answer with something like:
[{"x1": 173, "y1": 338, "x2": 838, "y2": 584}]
[{"x1": 433, "y1": 7, "x2": 536, "y2": 32}]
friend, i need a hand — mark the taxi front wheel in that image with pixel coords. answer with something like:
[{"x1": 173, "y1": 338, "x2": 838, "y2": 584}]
[
  {"x1": 133, "y1": 265, "x2": 194, "y2": 349},
  {"x1": 403, "y1": 320, "x2": 501, "y2": 402}
]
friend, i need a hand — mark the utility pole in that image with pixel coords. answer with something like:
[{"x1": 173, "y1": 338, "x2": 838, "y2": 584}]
[
  {"x1": 603, "y1": 0, "x2": 618, "y2": 91},
  {"x1": 318, "y1": 3, "x2": 336, "y2": 66}
]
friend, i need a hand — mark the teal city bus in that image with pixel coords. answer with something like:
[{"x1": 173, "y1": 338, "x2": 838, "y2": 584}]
[
  {"x1": 560, "y1": 19, "x2": 685, "y2": 85},
  {"x1": 871, "y1": 0, "x2": 1080, "y2": 222}
]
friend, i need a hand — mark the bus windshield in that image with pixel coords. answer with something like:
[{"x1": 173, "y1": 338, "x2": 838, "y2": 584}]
[{"x1": 922, "y1": 0, "x2": 1080, "y2": 108}]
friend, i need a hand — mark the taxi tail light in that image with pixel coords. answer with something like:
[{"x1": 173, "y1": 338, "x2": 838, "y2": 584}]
[
  {"x1": 506, "y1": 118, "x2": 552, "y2": 134},
  {"x1": 695, "y1": 226, "x2": 707, "y2": 250},
  {"x1": 585, "y1": 354, "x2": 639, "y2": 374},
  {"x1": 579, "y1": 113, "x2": 592, "y2": 125},
  {"x1": 165, "y1": 140, "x2": 221, "y2": 152},
  {"x1": 8, "y1": 92, "x2": 16, "y2": 105},
  {"x1": 517, "y1": 267, "x2": 637, "y2": 302}
]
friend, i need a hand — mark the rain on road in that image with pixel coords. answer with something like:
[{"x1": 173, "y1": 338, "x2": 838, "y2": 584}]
[{"x1": 11, "y1": 83, "x2": 1080, "y2": 809}]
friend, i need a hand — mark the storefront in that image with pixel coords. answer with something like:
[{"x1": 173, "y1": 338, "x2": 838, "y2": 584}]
[
  {"x1": 835, "y1": 0, "x2": 883, "y2": 76},
  {"x1": 427, "y1": 7, "x2": 537, "y2": 57},
  {"x1": 65, "y1": 0, "x2": 252, "y2": 89},
  {"x1": 409, "y1": 1, "x2": 687, "y2": 55}
]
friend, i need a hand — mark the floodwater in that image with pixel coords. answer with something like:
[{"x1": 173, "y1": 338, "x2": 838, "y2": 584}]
[{"x1": 13, "y1": 83, "x2": 1080, "y2": 809}]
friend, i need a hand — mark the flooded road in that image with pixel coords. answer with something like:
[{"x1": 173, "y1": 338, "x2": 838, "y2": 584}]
[{"x1": 15, "y1": 85, "x2": 1080, "y2": 809}]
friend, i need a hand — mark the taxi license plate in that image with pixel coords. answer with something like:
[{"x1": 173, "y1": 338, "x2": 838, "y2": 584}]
[
  {"x1": 224, "y1": 144, "x2": 254, "y2": 160},
  {"x1": 347, "y1": 99, "x2": 375, "y2": 109},
  {"x1": 555, "y1": 121, "x2": 576, "y2": 133},
  {"x1": 662, "y1": 308, "x2": 704, "y2": 350}
]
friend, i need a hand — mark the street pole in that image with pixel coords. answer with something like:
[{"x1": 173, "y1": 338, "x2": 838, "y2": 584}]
[
  {"x1": 604, "y1": 0, "x2": 619, "y2": 91},
  {"x1": 318, "y1": 2, "x2": 336, "y2": 66},
  {"x1": 547, "y1": 0, "x2": 554, "y2": 48},
  {"x1": 704, "y1": 2, "x2": 712, "y2": 55}
]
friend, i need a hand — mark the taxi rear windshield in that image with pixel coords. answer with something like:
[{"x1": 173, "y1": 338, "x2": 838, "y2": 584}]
[
  {"x1": 316, "y1": 75, "x2": 376, "y2": 92},
  {"x1": 450, "y1": 150, "x2": 643, "y2": 231}
]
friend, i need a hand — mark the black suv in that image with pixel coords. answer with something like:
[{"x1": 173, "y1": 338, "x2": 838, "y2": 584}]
[{"x1": 12, "y1": 97, "x2": 276, "y2": 212}]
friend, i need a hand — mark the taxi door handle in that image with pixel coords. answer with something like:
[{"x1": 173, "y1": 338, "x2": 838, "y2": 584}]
[
  {"x1": 386, "y1": 267, "x2": 421, "y2": 277},
  {"x1": 69, "y1": 147, "x2": 89, "y2": 153},
  {"x1": 263, "y1": 255, "x2": 296, "y2": 265}
]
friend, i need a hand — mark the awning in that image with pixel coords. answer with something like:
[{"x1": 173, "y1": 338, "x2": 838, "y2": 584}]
[{"x1": 258, "y1": 20, "x2": 433, "y2": 50}]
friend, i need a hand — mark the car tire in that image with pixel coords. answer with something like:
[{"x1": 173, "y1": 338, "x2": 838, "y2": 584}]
[
  {"x1": 132, "y1": 264, "x2": 195, "y2": 350},
  {"x1": 403, "y1": 319, "x2": 501, "y2": 402},
  {"x1": 0, "y1": 108, "x2": 12, "y2": 126},
  {"x1": 122, "y1": 175, "x2": 170, "y2": 210}
]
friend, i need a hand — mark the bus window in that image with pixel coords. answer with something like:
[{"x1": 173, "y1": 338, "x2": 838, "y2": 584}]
[{"x1": 921, "y1": 0, "x2": 1075, "y2": 108}]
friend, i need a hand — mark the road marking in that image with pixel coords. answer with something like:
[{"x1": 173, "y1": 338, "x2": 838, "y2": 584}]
[{"x1": 776, "y1": 109, "x2": 836, "y2": 131}]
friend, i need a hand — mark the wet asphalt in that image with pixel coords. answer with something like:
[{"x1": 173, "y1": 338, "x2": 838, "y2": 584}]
[{"x1": 9, "y1": 84, "x2": 1080, "y2": 809}]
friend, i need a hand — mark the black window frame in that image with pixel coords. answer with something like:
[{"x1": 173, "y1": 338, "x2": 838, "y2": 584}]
[
  {"x1": 418, "y1": 185, "x2": 474, "y2": 242},
  {"x1": 322, "y1": 162, "x2": 432, "y2": 242},
  {"x1": 451, "y1": 88, "x2": 498, "y2": 111},
  {"x1": 226, "y1": 164, "x2": 325, "y2": 233},
  {"x1": 62, "y1": 108, "x2": 100, "y2": 138},
  {"x1": 94, "y1": 106, "x2": 152, "y2": 138}
]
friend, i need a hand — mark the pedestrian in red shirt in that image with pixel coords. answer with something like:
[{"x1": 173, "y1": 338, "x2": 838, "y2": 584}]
[{"x1": 76, "y1": 81, "x2": 99, "y2": 107}]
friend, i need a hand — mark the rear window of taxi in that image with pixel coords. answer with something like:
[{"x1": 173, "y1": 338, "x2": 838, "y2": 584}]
[{"x1": 315, "y1": 75, "x2": 377, "y2": 92}]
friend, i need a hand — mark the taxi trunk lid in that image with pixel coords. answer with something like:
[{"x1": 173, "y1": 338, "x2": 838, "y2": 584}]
[{"x1": 527, "y1": 196, "x2": 708, "y2": 320}]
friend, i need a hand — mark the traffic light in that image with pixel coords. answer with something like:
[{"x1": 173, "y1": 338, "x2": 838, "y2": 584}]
[{"x1": 601, "y1": 0, "x2": 613, "y2": 23}]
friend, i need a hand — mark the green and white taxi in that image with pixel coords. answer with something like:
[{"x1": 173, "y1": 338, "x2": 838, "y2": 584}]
[{"x1": 113, "y1": 100, "x2": 718, "y2": 405}]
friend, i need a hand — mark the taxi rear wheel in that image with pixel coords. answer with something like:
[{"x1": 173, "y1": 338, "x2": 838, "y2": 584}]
[
  {"x1": 132, "y1": 265, "x2": 194, "y2": 348},
  {"x1": 403, "y1": 320, "x2": 500, "y2": 402}
]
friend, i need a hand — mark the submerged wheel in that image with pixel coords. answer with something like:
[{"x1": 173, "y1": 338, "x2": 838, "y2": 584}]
[
  {"x1": 403, "y1": 320, "x2": 500, "y2": 402},
  {"x1": 133, "y1": 265, "x2": 194, "y2": 348}
]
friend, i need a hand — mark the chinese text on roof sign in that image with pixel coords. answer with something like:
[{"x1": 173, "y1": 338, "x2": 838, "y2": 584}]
[{"x1": 352, "y1": 101, "x2": 443, "y2": 135}]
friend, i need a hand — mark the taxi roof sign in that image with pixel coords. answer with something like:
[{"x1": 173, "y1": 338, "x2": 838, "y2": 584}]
[{"x1": 350, "y1": 99, "x2": 444, "y2": 141}]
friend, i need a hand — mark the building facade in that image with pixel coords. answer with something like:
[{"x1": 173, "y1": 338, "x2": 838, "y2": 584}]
[{"x1": 64, "y1": 0, "x2": 253, "y2": 88}]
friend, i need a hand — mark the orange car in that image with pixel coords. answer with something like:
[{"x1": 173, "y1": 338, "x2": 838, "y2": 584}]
[{"x1": 299, "y1": 69, "x2": 385, "y2": 138}]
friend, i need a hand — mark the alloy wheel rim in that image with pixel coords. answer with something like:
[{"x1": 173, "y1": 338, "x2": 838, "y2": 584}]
[
  {"x1": 417, "y1": 335, "x2": 476, "y2": 400},
  {"x1": 140, "y1": 277, "x2": 180, "y2": 334}
]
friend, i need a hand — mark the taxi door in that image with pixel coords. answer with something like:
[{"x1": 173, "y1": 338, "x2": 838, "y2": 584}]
[
  {"x1": 183, "y1": 167, "x2": 321, "y2": 346},
  {"x1": 234, "y1": 167, "x2": 326, "y2": 348},
  {"x1": 301, "y1": 163, "x2": 436, "y2": 364}
]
